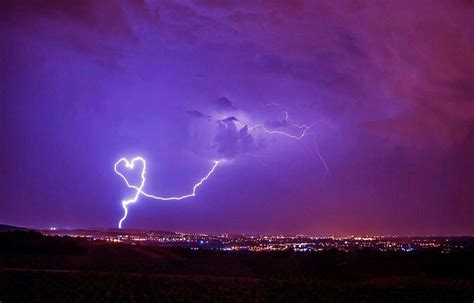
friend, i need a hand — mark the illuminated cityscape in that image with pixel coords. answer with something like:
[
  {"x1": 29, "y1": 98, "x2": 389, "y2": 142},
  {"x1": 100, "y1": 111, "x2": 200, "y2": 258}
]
[{"x1": 42, "y1": 228, "x2": 471, "y2": 253}]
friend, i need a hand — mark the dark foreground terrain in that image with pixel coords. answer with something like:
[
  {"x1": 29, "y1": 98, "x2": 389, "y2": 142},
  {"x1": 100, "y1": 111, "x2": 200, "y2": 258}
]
[{"x1": 0, "y1": 230, "x2": 473, "y2": 302}]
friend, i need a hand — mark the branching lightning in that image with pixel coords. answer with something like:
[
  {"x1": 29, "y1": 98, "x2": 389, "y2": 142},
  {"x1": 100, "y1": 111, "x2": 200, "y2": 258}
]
[
  {"x1": 235, "y1": 111, "x2": 312, "y2": 140},
  {"x1": 235, "y1": 110, "x2": 329, "y2": 175},
  {"x1": 114, "y1": 157, "x2": 220, "y2": 228},
  {"x1": 114, "y1": 108, "x2": 328, "y2": 228}
]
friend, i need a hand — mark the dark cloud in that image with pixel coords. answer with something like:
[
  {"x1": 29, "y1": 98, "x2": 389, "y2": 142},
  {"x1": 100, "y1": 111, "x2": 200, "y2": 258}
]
[
  {"x1": 1, "y1": 0, "x2": 473, "y2": 234},
  {"x1": 219, "y1": 116, "x2": 239, "y2": 122},
  {"x1": 212, "y1": 97, "x2": 237, "y2": 111},
  {"x1": 0, "y1": 0, "x2": 139, "y2": 45},
  {"x1": 186, "y1": 110, "x2": 212, "y2": 120},
  {"x1": 337, "y1": 31, "x2": 366, "y2": 58},
  {"x1": 213, "y1": 120, "x2": 256, "y2": 159}
]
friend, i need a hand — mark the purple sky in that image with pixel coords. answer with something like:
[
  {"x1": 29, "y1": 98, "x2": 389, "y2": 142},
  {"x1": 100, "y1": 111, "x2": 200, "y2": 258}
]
[{"x1": 1, "y1": 0, "x2": 473, "y2": 235}]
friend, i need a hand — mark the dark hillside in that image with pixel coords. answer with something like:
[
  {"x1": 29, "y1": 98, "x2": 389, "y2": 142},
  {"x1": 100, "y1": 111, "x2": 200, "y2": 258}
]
[{"x1": 0, "y1": 231, "x2": 472, "y2": 302}]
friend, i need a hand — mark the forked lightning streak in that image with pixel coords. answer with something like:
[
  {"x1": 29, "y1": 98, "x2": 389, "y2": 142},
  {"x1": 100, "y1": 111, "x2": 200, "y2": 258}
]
[{"x1": 114, "y1": 157, "x2": 220, "y2": 228}]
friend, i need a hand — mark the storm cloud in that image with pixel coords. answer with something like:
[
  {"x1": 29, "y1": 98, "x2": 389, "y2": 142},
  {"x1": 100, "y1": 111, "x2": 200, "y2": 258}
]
[{"x1": 1, "y1": 0, "x2": 473, "y2": 234}]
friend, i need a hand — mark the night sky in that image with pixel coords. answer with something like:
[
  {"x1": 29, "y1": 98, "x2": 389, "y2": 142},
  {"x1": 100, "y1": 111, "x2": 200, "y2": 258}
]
[{"x1": 1, "y1": 0, "x2": 473, "y2": 235}]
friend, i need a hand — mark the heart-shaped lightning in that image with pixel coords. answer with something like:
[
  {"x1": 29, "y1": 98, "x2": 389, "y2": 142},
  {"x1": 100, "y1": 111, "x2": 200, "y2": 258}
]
[
  {"x1": 114, "y1": 157, "x2": 147, "y2": 192},
  {"x1": 114, "y1": 156, "x2": 151, "y2": 228}
]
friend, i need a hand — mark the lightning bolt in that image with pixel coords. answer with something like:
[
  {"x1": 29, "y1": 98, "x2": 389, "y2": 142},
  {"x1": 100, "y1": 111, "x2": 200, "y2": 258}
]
[
  {"x1": 244, "y1": 122, "x2": 313, "y2": 140},
  {"x1": 114, "y1": 157, "x2": 220, "y2": 228},
  {"x1": 114, "y1": 109, "x2": 327, "y2": 228},
  {"x1": 235, "y1": 110, "x2": 329, "y2": 175}
]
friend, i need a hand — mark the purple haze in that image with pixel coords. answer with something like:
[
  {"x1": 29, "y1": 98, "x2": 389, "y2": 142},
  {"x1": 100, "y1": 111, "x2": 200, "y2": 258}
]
[{"x1": 1, "y1": 0, "x2": 473, "y2": 235}]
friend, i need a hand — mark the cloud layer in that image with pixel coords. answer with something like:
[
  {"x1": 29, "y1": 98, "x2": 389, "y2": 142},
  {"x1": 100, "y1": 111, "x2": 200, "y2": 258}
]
[{"x1": 1, "y1": 0, "x2": 473, "y2": 234}]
